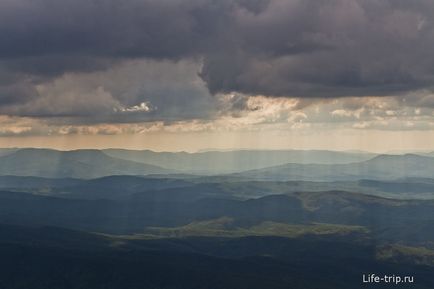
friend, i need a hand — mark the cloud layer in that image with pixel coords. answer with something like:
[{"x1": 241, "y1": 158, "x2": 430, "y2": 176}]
[{"x1": 1, "y1": 0, "x2": 434, "y2": 130}]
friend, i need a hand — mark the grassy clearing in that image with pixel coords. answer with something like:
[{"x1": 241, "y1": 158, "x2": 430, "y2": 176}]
[
  {"x1": 116, "y1": 217, "x2": 369, "y2": 240},
  {"x1": 377, "y1": 244, "x2": 434, "y2": 266}
]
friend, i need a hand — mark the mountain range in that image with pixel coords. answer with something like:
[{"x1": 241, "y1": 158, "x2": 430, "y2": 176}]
[
  {"x1": 0, "y1": 149, "x2": 173, "y2": 178},
  {"x1": 1, "y1": 148, "x2": 433, "y2": 183},
  {"x1": 103, "y1": 148, "x2": 377, "y2": 173},
  {"x1": 237, "y1": 154, "x2": 434, "y2": 181}
]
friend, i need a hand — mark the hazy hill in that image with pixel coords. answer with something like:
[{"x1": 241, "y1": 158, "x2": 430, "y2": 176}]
[
  {"x1": 103, "y1": 149, "x2": 376, "y2": 174},
  {"x1": 3, "y1": 174, "x2": 434, "y2": 201},
  {"x1": 237, "y1": 154, "x2": 434, "y2": 181},
  {"x1": 0, "y1": 149, "x2": 173, "y2": 178},
  {"x1": 419, "y1": 151, "x2": 434, "y2": 157},
  {"x1": 0, "y1": 176, "x2": 82, "y2": 189},
  {"x1": 0, "y1": 148, "x2": 17, "y2": 157},
  {"x1": 56, "y1": 175, "x2": 194, "y2": 200}
]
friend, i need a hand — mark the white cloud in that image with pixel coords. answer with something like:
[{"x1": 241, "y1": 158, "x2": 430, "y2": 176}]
[{"x1": 117, "y1": 102, "x2": 153, "y2": 113}]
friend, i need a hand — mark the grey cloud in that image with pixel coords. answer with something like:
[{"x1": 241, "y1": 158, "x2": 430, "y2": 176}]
[
  {"x1": 0, "y1": 0, "x2": 232, "y2": 60},
  {"x1": 0, "y1": 59, "x2": 219, "y2": 123},
  {"x1": 397, "y1": 90, "x2": 434, "y2": 108},
  {"x1": 201, "y1": 0, "x2": 434, "y2": 97},
  {"x1": 0, "y1": 0, "x2": 219, "y2": 105},
  {"x1": 1, "y1": 0, "x2": 434, "y2": 122},
  {"x1": 0, "y1": 82, "x2": 37, "y2": 105}
]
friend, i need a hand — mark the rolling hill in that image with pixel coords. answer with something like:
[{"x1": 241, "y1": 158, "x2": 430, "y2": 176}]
[
  {"x1": 2, "y1": 223, "x2": 433, "y2": 289},
  {"x1": 0, "y1": 176, "x2": 82, "y2": 189},
  {"x1": 1, "y1": 188, "x2": 433, "y2": 246}
]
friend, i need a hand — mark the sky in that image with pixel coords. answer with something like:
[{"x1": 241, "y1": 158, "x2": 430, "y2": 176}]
[{"x1": 1, "y1": 0, "x2": 434, "y2": 152}]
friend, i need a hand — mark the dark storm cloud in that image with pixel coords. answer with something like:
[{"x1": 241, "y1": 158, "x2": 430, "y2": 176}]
[
  {"x1": 201, "y1": 0, "x2": 434, "y2": 97},
  {"x1": 0, "y1": 59, "x2": 219, "y2": 123},
  {"x1": 0, "y1": 0, "x2": 236, "y2": 109},
  {"x1": 1, "y1": 0, "x2": 434, "y2": 119},
  {"x1": 0, "y1": 0, "x2": 232, "y2": 60}
]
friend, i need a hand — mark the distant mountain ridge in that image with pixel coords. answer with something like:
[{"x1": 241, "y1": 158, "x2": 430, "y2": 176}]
[
  {"x1": 103, "y1": 148, "x2": 377, "y2": 173},
  {"x1": 0, "y1": 148, "x2": 173, "y2": 179},
  {"x1": 0, "y1": 148, "x2": 18, "y2": 157},
  {"x1": 0, "y1": 148, "x2": 433, "y2": 180},
  {"x1": 236, "y1": 154, "x2": 434, "y2": 181}
]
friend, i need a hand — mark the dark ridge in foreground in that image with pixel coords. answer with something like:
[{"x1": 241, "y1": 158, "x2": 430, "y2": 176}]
[{"x1": 0, "y1": 224, "x2": 433, "y2": 289}]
